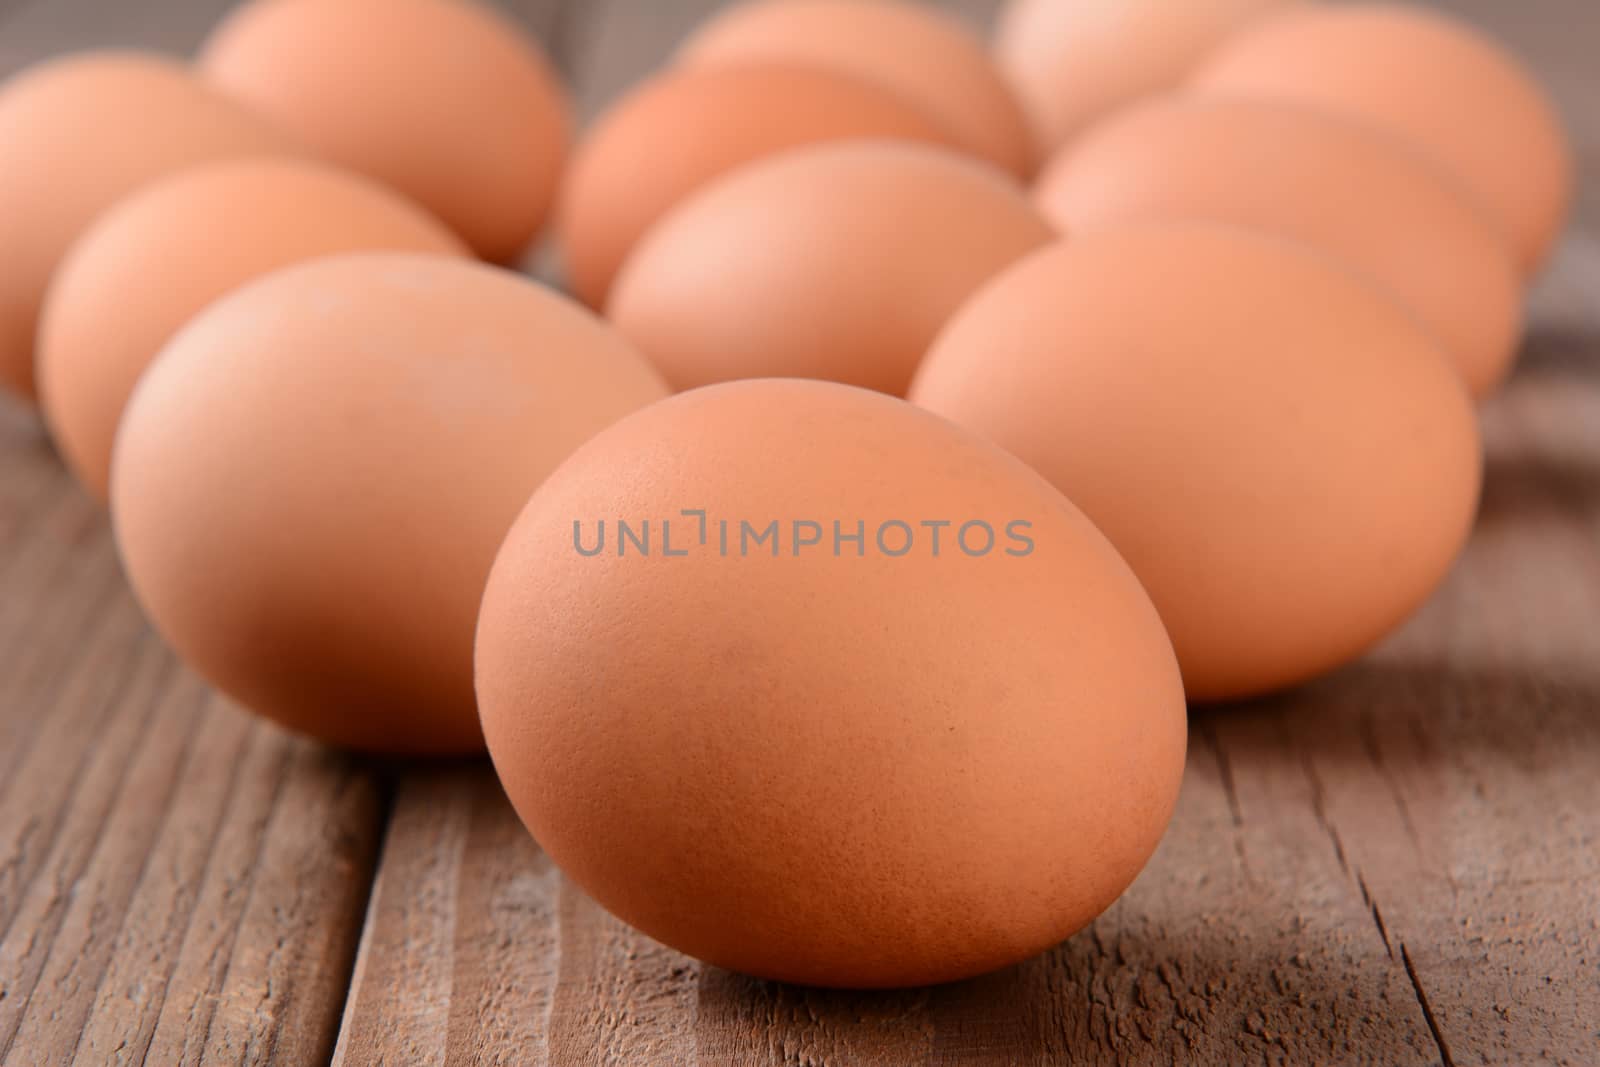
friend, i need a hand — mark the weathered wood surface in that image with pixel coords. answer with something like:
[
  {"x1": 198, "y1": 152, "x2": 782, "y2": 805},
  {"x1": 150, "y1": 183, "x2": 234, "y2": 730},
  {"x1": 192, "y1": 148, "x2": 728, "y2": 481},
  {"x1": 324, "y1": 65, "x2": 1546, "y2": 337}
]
[{"x1": 1, "y1": 0, "x2": 1597, "y2": 1064}]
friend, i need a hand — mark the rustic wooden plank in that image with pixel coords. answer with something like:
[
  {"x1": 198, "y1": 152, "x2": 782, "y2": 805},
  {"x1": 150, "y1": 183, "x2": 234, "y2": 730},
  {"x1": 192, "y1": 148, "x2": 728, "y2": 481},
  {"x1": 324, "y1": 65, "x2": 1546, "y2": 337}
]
[
  {"x1": 330, "y1": 769, "x2": 566, "y2": 1067},
  {"x1": 329, "y1": 1, "x2": 1600, "y2": 1064},
  {"x1": 0, "y1": 419, "x2": 386, "y2": 1067},
  {"x1": 0, "y1": 436, "x2": 386, "y2": 1067}
]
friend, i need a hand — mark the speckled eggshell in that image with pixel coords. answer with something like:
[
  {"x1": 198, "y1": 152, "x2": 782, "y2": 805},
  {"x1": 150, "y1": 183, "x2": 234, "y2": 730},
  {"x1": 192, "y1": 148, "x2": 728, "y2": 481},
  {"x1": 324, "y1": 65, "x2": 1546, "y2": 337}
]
[
  {"x1": 911, "y1": 224, "x2": 1483, "y2": 702},
  {"x1": 678, "y1": 0, "x2": 1034, "y2": 176},
  {"x1": 0, "y1": 51, "x2": 294, "y2": 402},
  {"x1": 994, "y1": 0, "x2": 1295, "y2": 158},
  {"x1": 1035, "y1": 97, "x2": 1523, "y2": 398},
  {"x1": 557, "y1": 64, "x2": 960, "y2": 308},
  {"x1": 111, "y1": 254, "x2": 669, "y2": 755},
  {"x1": 1193, "y1": 2, "x2": 1573, "y2": 273},
  {"x1": 41, "y1": 158, "x2": 469, "y2": 502},
  {"x1": 200, "y1": 0, "x2": 570, "y2": 264},
  {"x1": 608, "y1": 141, "x2": 1055, "y2": 396},
  {"x1": 476, "y1": 378, "x2": 1187, "y2": 989}
]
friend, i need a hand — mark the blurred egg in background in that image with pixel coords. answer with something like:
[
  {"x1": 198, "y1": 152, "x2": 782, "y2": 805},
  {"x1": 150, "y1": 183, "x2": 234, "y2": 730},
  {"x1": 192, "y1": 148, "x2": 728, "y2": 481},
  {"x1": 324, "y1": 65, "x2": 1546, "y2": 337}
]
[
  {"x1": 912, "y1": 224, "x2": 1483, "y2": 702},
  {"x1": 40, "y1": 157, "x2": 468, "y2": 501},
  {"x1": 1193, "y1": 2, "x2": 1573, "y2": 273},
  {"x1": 609, "y1": 141, "x2": 1054, "y2": 395},
  {"x1": 995, "y1": 0, "x2": 1296, "y2": 159},
  {"x1": 558, "y1": 63, "x2": 959, "y2": 307},
  {"x1": 200, "y1": 0, "x2": 571, "y2": 264},
  {"x1": 0, "y1": 51, "x2": 294, "y2": 403},
  {"x1": 112, "y1": 255, "x2": 667, "y2": 755},
  {"x1": 679, "y1": 0, "x2": 1034, "y2": 175},
  {"x1": 1035, "y1": 96, "x2": 1523, "y2": 398}
]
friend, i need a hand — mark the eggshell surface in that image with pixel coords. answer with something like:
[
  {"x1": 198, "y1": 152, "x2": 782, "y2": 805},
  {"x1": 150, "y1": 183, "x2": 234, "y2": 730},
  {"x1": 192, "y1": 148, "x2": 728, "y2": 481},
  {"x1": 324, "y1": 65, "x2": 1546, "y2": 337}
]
[
  {"x1": 0, "y1": 51, "x2": 293, "y2": 402},
  {"x1": 477, "y1": 379, "x2": 1187, "y2": 989},
  {"x1": 679, "y1": 0, "x2": 1033, "y2": 175},
  {"x1": 610, "y1": 142, "x2": 1054, "y2": 395},
  {"x1": 112, "y1": 255, "x2": 668, "y2": 755},
  {"x1": 1035, "y1": 97, "x2": 1522, "y2": 398},
  {"x1": 911, "y1": 225, "x2": 1482, "y2": 701},
  {"x1": 200, "y1": 0, "x2": 570, "y2": 263},
  {"x1": 558, "y1": 65, "x2": 959, "y2": 307},
  {"x1": 1194, "y1": 2, "x2": 1573, "y2": 273},
  {"x1": 41, "y1": 158, "x2": 469, "y2": 502},
  {"x1": 995, "y1": 0, "x2": 1293, "y2": 157}
]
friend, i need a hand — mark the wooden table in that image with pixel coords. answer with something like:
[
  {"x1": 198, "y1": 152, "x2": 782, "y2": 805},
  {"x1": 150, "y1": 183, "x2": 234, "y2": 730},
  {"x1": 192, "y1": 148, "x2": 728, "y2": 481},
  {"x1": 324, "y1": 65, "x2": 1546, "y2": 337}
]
[{"x1": 1, "y1": 1, "x2": 1596, "y2": 1063}]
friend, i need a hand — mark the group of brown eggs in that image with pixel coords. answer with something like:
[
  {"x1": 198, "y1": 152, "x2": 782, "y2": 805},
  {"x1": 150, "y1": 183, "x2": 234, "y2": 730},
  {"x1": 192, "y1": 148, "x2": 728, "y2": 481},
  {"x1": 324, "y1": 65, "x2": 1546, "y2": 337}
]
[{"x1": 0, "y1": 0, "x2": 1573, "y2": 990}]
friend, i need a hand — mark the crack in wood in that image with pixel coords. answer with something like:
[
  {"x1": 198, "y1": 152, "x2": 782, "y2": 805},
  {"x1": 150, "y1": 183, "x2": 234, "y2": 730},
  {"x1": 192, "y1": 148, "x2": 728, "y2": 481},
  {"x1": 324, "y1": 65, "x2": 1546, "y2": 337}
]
[
  {"x1": 1402, "y1": 944, "x2": 1458, "y2": 1067},
  {"x1": 1300, "y1": 752, "x2": 1351, "y2": 878},
  {"x1": 1355, "y1": 872, "x2": 1394, "y2": 960}
]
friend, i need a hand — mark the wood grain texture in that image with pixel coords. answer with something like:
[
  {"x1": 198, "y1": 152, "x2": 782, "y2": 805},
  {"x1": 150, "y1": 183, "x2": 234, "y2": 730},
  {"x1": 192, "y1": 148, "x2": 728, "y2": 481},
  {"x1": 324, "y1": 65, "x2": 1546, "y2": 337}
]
[
  {"x1": 0, "y1": 0, "x2": 1596, "y2": 1064},
  {"x1": 0, "y1": 414, "x2": 386, "y2": 1067}
]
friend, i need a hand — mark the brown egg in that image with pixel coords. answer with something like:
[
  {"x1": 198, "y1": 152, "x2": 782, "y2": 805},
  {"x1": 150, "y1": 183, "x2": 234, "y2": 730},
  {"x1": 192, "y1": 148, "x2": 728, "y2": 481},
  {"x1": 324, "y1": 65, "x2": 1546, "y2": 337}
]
[
  {"x1": 477, "y1": 379, "x2": 1187, "y2": 989},
  {"x1": 558, "y1": 65, "x2": 959, "y2": 308},
  {"x1": 911, "y1": 225, "x2": 1482, "y2": 702},
  {"x1": 1194, "y1": 2, "x2": 1573, "y2": 274},
  {"x1": 678, "y1": 0, "x2": 1033, "y2": 176},
  {"x1": 112, "y1": 254, "x2": 668, "y2": 755},
  {"x1": 1035, "y1": 97, "x2": 1522, "y2": 399},
  {"x1": 40, "y1": 158, "x2": 468, "y2": 503},
  {"x1": 609, "y1": 141, "x2": 1054, "y2": 396},
  {"x1": 200, "y1": 0, "x2": 570, "y2": 264},
  {"x1": 994, "y1": 0, "x2": 1294, "y2": 158},
  {"x1": 0, "y1": 51, "x2": 294, "y2": 403}
]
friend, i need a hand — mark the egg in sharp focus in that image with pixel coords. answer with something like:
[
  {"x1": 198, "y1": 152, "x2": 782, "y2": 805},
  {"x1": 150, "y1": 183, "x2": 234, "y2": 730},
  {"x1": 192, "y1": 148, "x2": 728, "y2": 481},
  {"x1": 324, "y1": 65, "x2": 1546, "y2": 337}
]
[
  {"x1": 678, "y1": 0, "x2": 1034, "y2": 176},
  {"x1": 608, "y1": 140, "x2": 1055, "y2": 396},
  {"x1": 476, "y1": 378, "x2": 1187, "y2": 990},
  {"x1": 41, "y1": 157, "x2": 469, "y2": 502},
  {"x1": 0, "y1": 51, "x2": 295, "y2": 403},
  {"x1": 911, "y1": 223, "x2": 1483, "y2": 703},
  {"x1": 199, "y1": 0, "x2": 571, "y2": 264},
  {"x1": 1193, "y1": 1, "x2": 1573, "y2": 274},
  {"x1": 111, "y1": 254, "x2": 668, "y2": 755}
]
